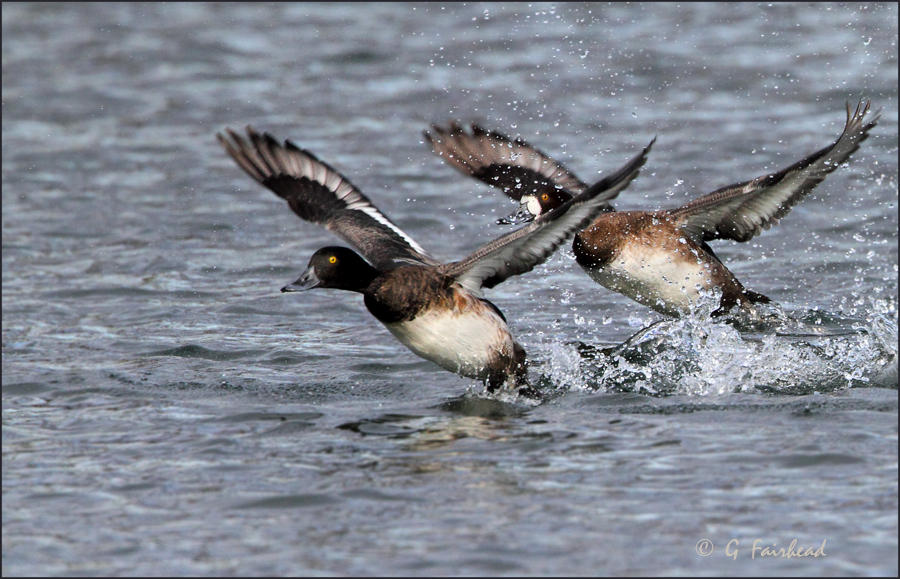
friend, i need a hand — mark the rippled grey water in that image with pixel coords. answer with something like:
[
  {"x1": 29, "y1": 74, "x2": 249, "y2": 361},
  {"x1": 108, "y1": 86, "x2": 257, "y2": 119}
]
[{"x1": 3, "y1": 3, "x2": 898, "y2": 576}]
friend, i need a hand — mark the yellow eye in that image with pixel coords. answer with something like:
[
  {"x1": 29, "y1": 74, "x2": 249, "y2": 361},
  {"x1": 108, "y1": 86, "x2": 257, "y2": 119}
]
[
  {"x1": 329, "y1": 256, "x2": 337, "y2": 264},
  {"x1": 541, "y1": 193, "x2": 549, "y2": 201}
]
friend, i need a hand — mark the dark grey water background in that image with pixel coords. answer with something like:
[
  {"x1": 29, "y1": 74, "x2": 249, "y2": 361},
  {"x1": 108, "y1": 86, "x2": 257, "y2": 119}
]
[{"x1": 3, "y1": 2, "x2": 898, "y2": 576}]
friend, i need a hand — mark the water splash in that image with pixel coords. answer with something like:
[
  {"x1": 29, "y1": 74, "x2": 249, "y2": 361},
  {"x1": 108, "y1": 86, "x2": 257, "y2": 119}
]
[{"x1": 531, "y1": 298, "x2": 898, "y2": 396}]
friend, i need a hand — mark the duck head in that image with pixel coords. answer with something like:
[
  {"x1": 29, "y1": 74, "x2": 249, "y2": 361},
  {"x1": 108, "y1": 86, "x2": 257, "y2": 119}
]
[
  {"x1": 281, "y1": 246, "x2": 379, "y2": 293},
  {"x1": 497, "y1": 188, "x2": 569, "y2": 225}
]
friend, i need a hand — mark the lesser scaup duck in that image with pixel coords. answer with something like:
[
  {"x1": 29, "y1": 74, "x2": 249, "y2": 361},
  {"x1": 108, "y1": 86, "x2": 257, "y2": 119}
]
[
  {"x1": 217, "y1": 127, "x2": 650, "y2": 393},
  {"x1": 425, "y1": 100, "x2": 879, "y2": 317}
]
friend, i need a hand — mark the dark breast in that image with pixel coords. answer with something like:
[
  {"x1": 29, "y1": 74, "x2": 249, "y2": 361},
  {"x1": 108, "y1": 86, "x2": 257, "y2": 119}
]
[
  {"x1": 573, "y1": 211, "x2": 682, "y2": 271},
  {"x1": 363, "y1": 266, "x2": 454, "y2": 324},
  {"x1": 572, "y1": 211, "x2": 644, "y2": 270}
]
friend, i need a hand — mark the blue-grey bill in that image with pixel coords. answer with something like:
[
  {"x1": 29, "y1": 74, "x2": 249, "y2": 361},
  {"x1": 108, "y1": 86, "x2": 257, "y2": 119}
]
[
  {"x1": 281, "y1": 267, "x2": 320, "y2": 292},
  {"x1": 496, "y1": 203, "x2": 537, "y2": 225}
]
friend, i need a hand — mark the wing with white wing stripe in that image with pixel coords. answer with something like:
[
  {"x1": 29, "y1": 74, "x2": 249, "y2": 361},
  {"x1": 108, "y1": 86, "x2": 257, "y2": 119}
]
[
  {"x1": 671, "y1": 99, "x2": 879, "y2": 243},
  {"x1": 218, "y1": 127, "x2": 437, "y2": 270}
]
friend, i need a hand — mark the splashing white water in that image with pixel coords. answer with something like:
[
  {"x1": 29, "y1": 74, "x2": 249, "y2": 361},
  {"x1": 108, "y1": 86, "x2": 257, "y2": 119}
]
[{"x1": 531, "y1": 297, "x2": 898, "y2": 396}]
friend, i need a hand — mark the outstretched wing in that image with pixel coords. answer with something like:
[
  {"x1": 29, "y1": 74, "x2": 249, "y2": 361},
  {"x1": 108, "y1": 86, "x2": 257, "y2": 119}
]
[
  {"x1": 569, "y1": 136, "x2": 655, "y2": 213},
  {"x1": 671, "y1": 99, "x2": 880, "y2": 243},
  {"x1": 440, "y1": 172, "x2": 641, "y2": 293},
  {"x1": 218, "y1": 127, "x2": 437, "y2": 270},
  {"x1": 424, "y1": 122, "x2": 588, "y2": 201}
]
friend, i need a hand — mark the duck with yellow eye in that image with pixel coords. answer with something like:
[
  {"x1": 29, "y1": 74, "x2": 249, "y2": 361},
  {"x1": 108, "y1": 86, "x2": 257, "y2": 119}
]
[
  {"x1": 283, "y1": 247, "x2": 374, "y2": 292},
  {"x1": 218, "y1": 126, "x2": 640, "y2": 394},
  {"x1": 428, "y1": 100, "x2": 879, "y2": 317}
]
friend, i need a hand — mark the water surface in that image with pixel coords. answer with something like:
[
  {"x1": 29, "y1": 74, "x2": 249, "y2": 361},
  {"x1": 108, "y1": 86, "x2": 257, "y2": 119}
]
[{"x1": 3, "y1": 3, "x2": 897, "y2": 576}]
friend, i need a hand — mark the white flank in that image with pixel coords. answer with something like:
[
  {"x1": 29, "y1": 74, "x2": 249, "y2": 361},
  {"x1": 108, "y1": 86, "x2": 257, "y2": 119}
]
[
  {"x1": 586, "y1": 245, "x2": 715, "y2": 317},
  {"x1": 382, "y1": 304, "x2": 516, "y2": 380}
]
